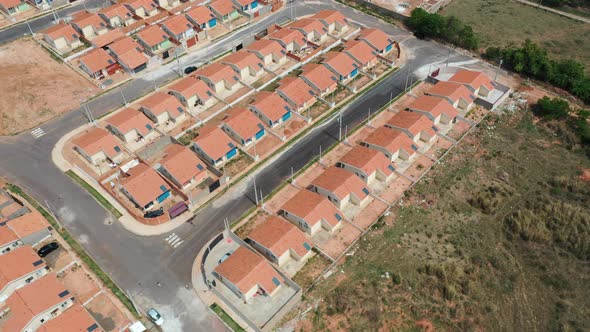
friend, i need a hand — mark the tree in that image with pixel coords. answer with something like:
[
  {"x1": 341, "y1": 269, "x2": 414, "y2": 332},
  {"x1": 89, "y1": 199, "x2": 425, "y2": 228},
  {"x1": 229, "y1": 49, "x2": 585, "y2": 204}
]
[
  {"x1": 571, "y1": 78, "x2": 590, "y2": 104},
  {"x1": 534, "y1": 96, "x2": 571, "y2": 120}
]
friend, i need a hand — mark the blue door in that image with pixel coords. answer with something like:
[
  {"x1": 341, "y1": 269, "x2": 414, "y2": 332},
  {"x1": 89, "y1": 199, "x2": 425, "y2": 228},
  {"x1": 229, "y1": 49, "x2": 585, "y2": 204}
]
[
  {"x1": 255, "y1": 129, "x2": 265, "y2": 139},
  {"x1": 386, "y1": 43, "x2": 392, "y2": 52},
  {"x1": 252, "y1": 0, "x2": 258, "y2": 8},
  {"x1": 157, "y1": 191, "x2": 170, "y2": 203},
  {"x1": 209, "y1": 18, "x2": 217, "y2": 28},
  {"x1": 351, "y1": 69, "x2": 358, "y2": 78},
  {"x1": 226, "y1": 148, "x2": 237, "y2": 159},
  {"x1": 282, "y1": 111, "x2": 291, "y2": 121}
]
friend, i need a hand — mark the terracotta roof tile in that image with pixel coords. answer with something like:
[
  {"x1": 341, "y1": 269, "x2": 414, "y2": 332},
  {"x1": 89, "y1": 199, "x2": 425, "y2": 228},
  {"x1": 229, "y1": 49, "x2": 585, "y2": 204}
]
[
  {"x1": 140, "y1": 92, "x2": 186, "y2": 118},
  {"x1": 185, "y1": 6, "x2": 215, "y2": 25},
  {"x1": 136, "y1": 25, "x2": 168, "y2": 47},
  {"x1": 0, "y1": 246, "x2": 46, "y2": 293},
  {"x1": 288, "y1": 18, "x2": 326, "y2": 36},
  {"x1": 276, "y1": 77, "x2": 316, "y2": 108},
  {"x1": 343, "y1": 39, "x2": 376, "y2": 65},
  {"x1": 280, "y1": 190, "x2": 343, "y2": 228},
  {"x1": 245, "y1": 38, "x2": 285, "y2": 58},
  {"x1": 79, "y1": 48, "x2": 117, "y2": 73},
  {"x1": 99, "y1": 3, "x2": 133, "y2": 20},
  {"x1": 339, "y1": 145, "x2": 394, "y2": 178},
  {"x1": 106, "y1": 107, "x2": 154, "y2": 136},
  {"x1": 448, "y1": 69, "x2": 494, "y2": 92},
  {"x1": 126, "y1": 0, "x2": 157, "y2": 11},
  {"x1": 300, "y1": 63, "x2": 338, "y2": 92},
  {"x1": 72, "y1": 127, "x2": 123, "y2": 159},
  {"x1": 14, "y1": 273, "x2": 70, "y2": 317},
  {"x1": 71, "y1": 11, "x2": 107, "y2": 31},
  {"x1": 387, "y1": 111, "x2": 435, "y2": 138},
  {"x1": 0, "y1": 0, "x2": 21, "y2": 9},
  {"x1": 407, "y1": 95, "x2": 459, "y2": 120},
  {"x1": 426, "y1": 81, "x2": 474, "y2": 104},
  {"x1": 222, "y1": 50, "x2": 263, "y2": 71},
  {"x1": 192, "y1": 125, "x2": 235, "y2": 161},
  {"x1": 168, "y1": 76, "x2": 213, "y2": 101},
  {"x1": 42, "y1": 23, "x2": 80, "y2": 43},
  {"x1": 0, "y1": 223, "x2": 18, "y2": 247},
  {"x1": 209, "y1": 0, "x2": 235, "y2": 16},
  {"x1": 311, "y1": 166, "x2": 371, "y2": 201},
  {"x1": 0, "y1": 291, "x2": 33, "y2": 332},
  {"x1": 108, "y1": 36, "x2": 148, "y2": 69},
  {"x1": 159, "y1": 144, "x2": 206, "y2": 186},
  {"x1": 250, "y1": 91, "x2": 292, "y2": 122},
  {"x1": 361, "y1": 126, "x2": 416, "y2": 156},
  {"x1": 310, "y1": 10, "x2": 347, "y2": 27},
  {"x1": 90, "y1": 28, "x2": 125, "y2": 48},
  {"x1": 223, "y1": 107, "x2": 264, "y2": 141},
  {"x1": 5, "y1": 211, "x2": 50, "y2": 239},
  {"x1": 161, "y1": 14, "x2": 193, "y2": 36},
  {"x1": 322, "y1": 51, "x2": 357, "y2": 76},
  {"x1": 122, "y1": 163, "x2": 169, "y2": 207},
  {"x1": 268, "y1": 28, "x2": 306, "y2": 47},
  {"x1": 357, "y1": 28, "x2": 392, "y2": 51},
  {"x1": 194, "y1": 62, "x2": 238, "y2": 84},
  {"x1": 38, "y1": 305, "x2": 102, "y2": 332},
  {"x1": 214, "y1": 246, "x2": 283, "y2": 295},
  {"x1": 247, "y1": 215, "x2": 312, "y2": 259}
]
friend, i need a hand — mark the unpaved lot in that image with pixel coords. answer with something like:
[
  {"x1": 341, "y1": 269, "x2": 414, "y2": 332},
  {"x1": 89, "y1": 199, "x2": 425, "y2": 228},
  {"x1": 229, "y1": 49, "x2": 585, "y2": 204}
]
[{"x1": 0, "y1": 38, "x2": 98, "y2": 135}]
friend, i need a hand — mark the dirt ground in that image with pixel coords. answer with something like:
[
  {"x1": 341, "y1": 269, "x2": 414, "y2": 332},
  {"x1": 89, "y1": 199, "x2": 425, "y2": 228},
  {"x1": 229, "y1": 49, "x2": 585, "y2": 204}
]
[
  {"x1": 57, "y1": 263, "x2": 101, "y2": 303},
  {"x1": 86, "y1": 292, "x2": 131, "y2": 332},
  {"x1": 0, "y1": 38, "x2": 98, "y2": 135}
]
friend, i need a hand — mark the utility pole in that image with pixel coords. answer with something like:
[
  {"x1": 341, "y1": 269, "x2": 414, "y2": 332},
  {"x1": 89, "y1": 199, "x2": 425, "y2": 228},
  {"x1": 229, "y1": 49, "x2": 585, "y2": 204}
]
[
  {"x1": 290, "y1": 167, "x2": 294, "y2": 184},
  {"x1": 253, "y1": 177, "x2": 258, "y2": 205},
  {"x1": 25, "y1": 19, "x2": 34, "y2": 36},
  {"x1": 338, "y1": 112, "x2": 342, "y2": 141},
  {"x1": 446, "y1": 48, "x2": 451, "y2": 67},
  {"x1": 494, "y1": 59, "x2": 503, "y2": 82},
  {"x1": 120, "y1": 89, "x2": 128, "y2": 106},
  {"x1": 319, "y1": 145, "x2": 322, "y2": 164},
  {"x1": 367, "y1": 108, "x2": 371, "y2": 126}
]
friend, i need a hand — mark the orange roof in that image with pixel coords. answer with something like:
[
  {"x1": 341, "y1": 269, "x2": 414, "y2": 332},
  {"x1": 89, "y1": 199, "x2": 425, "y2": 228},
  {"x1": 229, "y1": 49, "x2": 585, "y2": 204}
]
[
  {"x1": 214, "y1": 246, "x2": 282, "y2": 295},
  {"x1": 407, "y1": 95, "x2": 459, "y2": 120},
  {"x1": 16, "y1": 274, "x2": 70, "y2": 315},
  {"x1": 246, "y1": 39, "x2": 285, "y2": 58},
  {"x1": 387, "y1": 111, "x2": 435, "y2": 138},
  {"x1": 185, "y1": 6, "x2": 215, "y2": 24},
  {"x1": 357, "y1": 28, "x2": 392, "y2": 51},
  {"x1": 343, "y1": 39, "x2": 376, "y2": 65},
  {"x1": 122, "y1": 163, "x2": 169, "y2": 208},
  {"x1": 161, "y1": 14, "x2": 193, "y2": 36},
  {"x1": 106, "y1": 107, "x2": 154, "y2": 136},
  {"x1": 280, "y1": 190, "x2": 343, "y2": 228},
  {"x1": 311, "y1": 10, "x2": 347, "y2": 27},
  {"x1": 448, "y1": 69, "x2": 494, "y2": 91},
  {"x1": 247, "y1": 215, "x2": 312, "y2": 258},
  {"x1": 71, "y1": 11, "x2": 107, "y2": 31},
  {"x1": 99, "y1": 3, "x2": 133, "y2": 20},
  {"x1": 136, "y1": 25, "x2": 168, "y2": 47},
  {"x1": 73, "y1": 127, "x2": 123, "y2": 159},
  {"x1": 79, "y1": 48, "x2": 117, "y2": 73},
  {"x1": 168, "y1": 76, "x2": 213, "y2": 101},
  {"x1": 108, "y1": 36, "x2": 147, "y2": 69},
  {"x1": 108, "y1": 36, "x2": 142, "y2": 55},
  {"x1": 42, "y1": 23, "x2": 80, "y2": 43},
  {"x1": 38, "y1": 305, "x2": 102, "y2": 332},
  {"x1": 91, "y1": 29, "x2": 125, "y2": 48},
  {"x1": 301, "y1": 63, "x2": 338, "y2": 92},
  {"x1": 426, "y1": 81, "x2": 474, "y2": 104},
  {"x1": 140, "y1": 92, "x2": 185, "y2": 118},
  {"x1": 222, "y1": 50, "x2": 263, "y2": 71},
  {"x1": 322, "y1": 51, "x2": 357, "y2": 76},
  {"x1": 233, "y1": 0, "x2": 252, "y2": 6},
  {"x1": 159, "y1": 144, "x2": 206, "y2": 186},
  {"x1": 276, "y1": 77, "x2": 316, "y2": 108},
  {"x1": 222, "y1": 107, "x2": 264, "y2": 141},
  {"x1": 339, "y1": 145, "x2": 394, "y2": 178},
  {"x1": 0, "y1": 246, "x2": 46, "y2": 293},
  {"x1": 5, "y1": 211, "x2": 50, "y2": 239},
  {"x1": 362, "y1": 126, "x2": 416, "y2": 156},
  {"x1": 0, "y1": 0, "x2": 21, "y2": 9},
  {"x1": 311, "y1": 166, "x2": 370, "y2": 201},
  {"x1": 0, "y1": 291, "x2": 34, "y2": 332},
  {"x1": 0, "y1": 223, "x2": 18, "y2": 246},
  {"x1": 288, "y1": 18, "x2": 326, "y2": 36},
  {"x1": 209, "y1": 0, "x2": 235, "y2": 16},
  {"x1": 194, "y1": 62, "x2": 238, "y2": 85},
  {"x1": 126, "y1": 0, "x2": 157, "y2": 11},
  {"x1": 250, "y1": 91, "x2": 291, "y2": 122},
  {"x1": 192, "y1": 125, "x2": 235, "y2": 161},
  {"x1": 268, "y1": 28, "x2": 306, "y2": 47}
]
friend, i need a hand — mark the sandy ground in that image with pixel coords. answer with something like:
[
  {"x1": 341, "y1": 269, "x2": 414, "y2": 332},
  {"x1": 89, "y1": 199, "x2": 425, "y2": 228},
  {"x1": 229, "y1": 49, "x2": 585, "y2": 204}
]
[{"x1": 0, "y1": 38, "x2": 98, "y2": 135}]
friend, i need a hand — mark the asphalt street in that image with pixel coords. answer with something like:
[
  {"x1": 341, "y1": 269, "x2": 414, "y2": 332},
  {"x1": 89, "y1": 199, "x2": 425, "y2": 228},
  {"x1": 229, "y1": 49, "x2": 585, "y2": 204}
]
[{"x1": 0, "y1": 1, "x2": 477, "y2": 330}]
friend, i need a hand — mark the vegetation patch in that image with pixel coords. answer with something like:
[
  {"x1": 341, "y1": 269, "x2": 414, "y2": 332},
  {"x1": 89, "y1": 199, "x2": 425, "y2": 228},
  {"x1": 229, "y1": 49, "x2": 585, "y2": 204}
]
[
  {"x1": 210, "y1": 303, "x2": 245, "y2": 332},
  {"x1": 65, "y1": 170, "x2": 123, "y2": 218}
]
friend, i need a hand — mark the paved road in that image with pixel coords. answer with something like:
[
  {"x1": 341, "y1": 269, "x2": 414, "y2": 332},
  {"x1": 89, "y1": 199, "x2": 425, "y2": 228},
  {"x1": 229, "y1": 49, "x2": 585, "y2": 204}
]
[{"x1": 0, "y1": 1, "x2": 478, "y2": 331}]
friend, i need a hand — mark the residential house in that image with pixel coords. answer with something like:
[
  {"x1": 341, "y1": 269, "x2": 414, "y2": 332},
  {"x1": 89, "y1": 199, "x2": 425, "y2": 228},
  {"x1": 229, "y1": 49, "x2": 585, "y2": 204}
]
[
  {"x1": 310, "y1": 10, "x2": 347, "y2": 33},
  {"x1": 71, "y1": 11, "x2": 109, "y2": 39},
  {"x1": 231, "y1": 0, "x2": 257, "y2": 14},
  {"x1": 360, "y1": 126, "x2": 417, "y2": 162},
  {"x1": 191, "y1": 125, "x2": 239, "y2": 167},
  {"x1": 161, "y1": 14, "x2": 196, "y2": 46},
  {"x1": 385, "y1": 111, "x2": 437, "y2": 145},
  {"x1": 221, "y1": 50, "x2": 264, "y2": 82},
  {"x1": 121, "y1": 163, "x2": 170, "y2": 210},
  {"x1": 309, "y1": 166, "x2": 371, "y2": 210},
  {"x1": 0, "y1": 0, "x2": 31, "y2": 16},
  {"x1": 90, "y1": 28, "x2": 125, "y2": 48},
  {"x1": 275, "y1": 76, "x2": 317, "y2": 112},
  {"x1": 0, "y1": 273, "x2": 74, "y2": 332},
  {"x1": 336, "y1": 145, "x2": 395, "y2": 185},
  {"x1": 0, "y1": 246, "x2": 48, "y2": 302},
  {"x1": 246, "y1": 216, "x2": 313, "y2": 267},
  {"x1": 124, "y1": 0, "x2": 158, "y2": 18},
  {"x1": 78, "y1": 48, "x2": 119, "y2": 79},
  {"x1": 222, "y1": 107, "x2": 265, "y2": 146},
  {"x1": 425, "y1": 81, "x2": 475, "y2": 112},
  {"x1": 288, "y1": 18, "x2": 327, "y2": 44},
  {"x1": 107, "y1": 36, "x2": 148, "y2": 73},
  {"x1": 249, "y1": 91, "x2": 292, "y2": 128},
  {"x1": 0, "y1": 223, "x2": 21, "y2": 255},
  {"x1": 245, "y1": 39, "x2": 286, "y2": 66},
  {"x1": 135, "y1": 25, "x2": 173, "y2": 58},
  {"x1": 98, "y1": 4, "x2": 135, "y2": 28},
  {"x1": 279, "y1": 189, "x2": 344, "y2": 236},
  {"x1": 185, "y1": 6, "x2": 217, "y2": 30},
  {"x1": 357, "y1": 28, "x2": 394, "y2": 55},
  {"x1": 343, "y1": 39, "x2": 378, "y2": 70},
  {"x1": 156, "y1": 0, "x2": 179, "y2": 9},
  {"x1": 213, "y1": 246, "x2": 284, "y2": 302},
  {"x1": 73, "y1": 127, "x2": 125, "y2": 166},
  {"x1": 194, "y1": 62, "x2": 240, "y2": 93},
  {"x1": 0, "y1": 190, "x2": 29, "y2": 223},
  {"x1": 321, "y1": 51, "x2": 359, "y2": 84},
  {"x1": 139, "y1": 92, "x2": 187, "y2": 125},
  {"x1": 106, "y1": 107, "x2": 155, "y2": 143},
  {"x1": 156, "y1": 144, "x2": 208, "y2": 190},
  {"x1": 208, "y1": 0, "x2": 238, "y2": 22},
  {"x1": 448, "y1": 69, "x2": 495, "y2": 97},
  {"x1": 407, "y1": 95, "x2": 459, "y2": 125},
  {"x1": 37, "y1": 305, "x2": 101, "y2": 332},
  {"x1": 300, "y1": 63, "x2": 338, "y2": 96},
  {"x1": 5, "y1": 211, "x2": 51, "y2": 247},
  {"x1": 268, "y1": 28, "x2": 306, "y2": 52},
  {"x1": 42, "y1": 23, "x2": 82, "y2": 53},
  {"x1": 167, "y1": 76, "x2": 214, "y2": 108}
]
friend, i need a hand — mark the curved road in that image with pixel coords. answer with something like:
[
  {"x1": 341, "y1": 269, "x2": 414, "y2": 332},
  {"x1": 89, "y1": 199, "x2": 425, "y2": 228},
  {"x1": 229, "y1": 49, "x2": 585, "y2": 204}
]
[{"x1": 0, "y1": 1, "x2": 475, "y2": 331}]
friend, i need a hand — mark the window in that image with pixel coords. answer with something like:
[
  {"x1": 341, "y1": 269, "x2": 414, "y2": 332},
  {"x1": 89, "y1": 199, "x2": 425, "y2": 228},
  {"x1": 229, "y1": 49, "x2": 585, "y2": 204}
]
[
  {"x1": 362, "y1": 188, "x2": 370, "y2": 195},
  {"x1": 58, "y1": 290, "x2": 70, "y2": 298},
  {"x1": 334, "y1": 213, "x2": 342, "y2": 221},
  {"x1": 303, "y1": 242, "x2": 312, "y2": 251}
]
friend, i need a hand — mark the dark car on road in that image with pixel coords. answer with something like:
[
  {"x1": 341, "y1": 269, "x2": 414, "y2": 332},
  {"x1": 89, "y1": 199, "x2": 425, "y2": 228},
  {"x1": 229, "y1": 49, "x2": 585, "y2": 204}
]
[
  {"x1": 184, "y1": 66, "x2": 197, "y2": 75},
  {"x1": 38, "y1": 242, "x2": 59, "y2": 257},
  {"x1": 144, "y1": 208, "x2": 164, "y2": 218}
]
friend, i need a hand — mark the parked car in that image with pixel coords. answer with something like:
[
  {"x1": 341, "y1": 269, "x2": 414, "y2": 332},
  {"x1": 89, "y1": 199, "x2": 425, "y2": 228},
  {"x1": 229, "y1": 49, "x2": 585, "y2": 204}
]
[
  {"x1": 38, "y1": 242, "x2": 59, "y2": 257},
  {"x1": 184, "y1": 66, "x2": 197, "y2": 75},
  {"x1": 147, "y1": 308, "x2": 164, "y2": 326},
  {"x1": 144, "y1": 208, "x2": 164, "y2": 218},
  {"x1": 218, "y1": 252, "x2": 232, "y2": 265}
]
